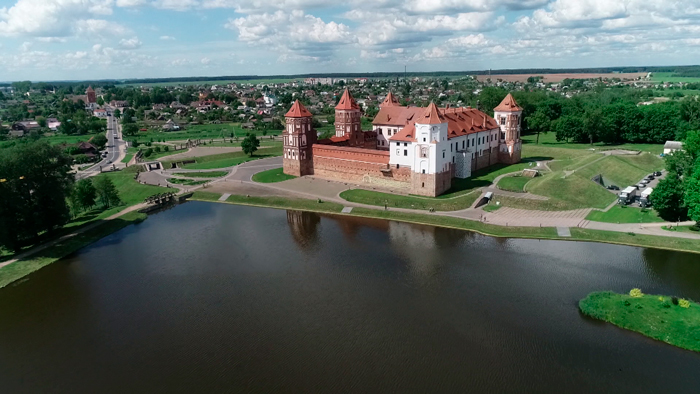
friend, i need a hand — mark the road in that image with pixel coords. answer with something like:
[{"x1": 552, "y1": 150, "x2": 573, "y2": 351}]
[{"x1": 76, "y1": 107, "x2": 126, "y2": 180}]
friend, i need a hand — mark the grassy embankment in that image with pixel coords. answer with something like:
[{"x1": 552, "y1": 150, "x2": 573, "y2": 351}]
[
  {"x1": 130, "y1": 123, "x2": 282, "y2": 144},
  {"x1": 252, "y1": 167, "x2": 296, "y2": 183},
  {"x1": 167, "y1": 178, "x2": 206, "y2": 186},
  {"x1": 162, "y1": 146, "x2": 282, "y2": 170},
  {"x1": 663, "y1": 225, "x2": 700, "y2": 234},
  {"x1": 0, "y1": 166, "x2": 175, "y2": 287},
  {"x1": 122, "y1": 147, "x2": 139, "y2": 164},
  {"x1": 191, "y1": 191, "x2": 700, "y2": 253},
  {"x1": 579, "y1": 291, "x2": 700, "y2": 352},
  {"x1": 521, "y1": 132, "x2": 664, "y2": 155},
  {"x1": 497, "y1": 175, "x2": 530, "y2": 192}
]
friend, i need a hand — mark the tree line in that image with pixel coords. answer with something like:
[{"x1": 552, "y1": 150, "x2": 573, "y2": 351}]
[
  {"x1": 652, "y1": 131, "x2": 700, "y2": 225},
  {"x1": 0, "y1": 141, "x2": 121, "y2": 253}
]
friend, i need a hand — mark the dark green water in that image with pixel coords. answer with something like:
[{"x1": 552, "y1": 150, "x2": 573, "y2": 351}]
[{"x1": 1, "y1": 201, "x2": 699, "y2": 393}]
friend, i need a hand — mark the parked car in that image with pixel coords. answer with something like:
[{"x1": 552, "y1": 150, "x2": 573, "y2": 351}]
[
  {"x1": 654, "y1": 171, "x2": 662, "y2": 176},
  {"x1": 607, "y1": 185, "x2": 620, "y2": 190},
  {"x1": 646, "y1": 174, "x2": 655, "y2": 180}
]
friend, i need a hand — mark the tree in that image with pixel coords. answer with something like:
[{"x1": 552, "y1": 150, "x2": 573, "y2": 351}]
[
  {"x1": 241, "y1": 133, "x2": 260, "y2": 157},
  {"x1": 123, "y1": 123, "x2": 139, "y2": 136},
  {"x1": 113, "y1": 109, "x2": 121, "y2": 119},
  {"x1": 93, "y1": 176, "x2": 122, "y2": 208},
  {"x1": 685, "y1": 164, "x2": 700, "y2": 225},
  {"x1": 651, "y1": 173, "x2": 688, "y2": 222},
  {"x1": 97, "y1": 97, "x2": 105, "y2": 106},
  {"x1": 36, "y1": 116, "x2": 47, "y2": 128},
  {"x1": 0, "y1": 141, "x2": 74, "y2": 252},
  {"x1": 71, "y1": 179, "x2": 97, "y2": 213},
  {"x1": 525, "y1": 109, "x2": 550, "y2": 144},
  {"x1": 92, "y1": 134, "x2": 108, "y2": 149}
]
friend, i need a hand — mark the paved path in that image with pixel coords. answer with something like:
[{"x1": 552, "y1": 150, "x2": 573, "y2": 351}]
[{"x1": 484, "y1": 207, "x2": 592, "y2": 228}]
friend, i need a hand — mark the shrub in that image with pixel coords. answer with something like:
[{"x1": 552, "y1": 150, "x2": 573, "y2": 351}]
[
  {"x1": 679, "y1": 299, "x2": 691, "y2": 308},
  {"x1": 690, "y1": 225, "x2": 700, "y2": 232},
  {"x1": 672, "y1": 296, "x2": 679, "y2": 305},
  {"x1": 629, "y1": 288, "x2": 644, "y2": 298},
  {"x1": 164, "y1": 146, "x2": 169, "y2": 152}
]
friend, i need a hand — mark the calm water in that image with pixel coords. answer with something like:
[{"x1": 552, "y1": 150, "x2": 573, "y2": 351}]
[{"x1": 1, "y1": 202, "x2": 699, "y2": 393}]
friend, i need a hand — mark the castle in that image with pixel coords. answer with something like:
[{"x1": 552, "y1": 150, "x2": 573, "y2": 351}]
[{"x1": 283, "y1": 89, "x2": 522, "y2": 197}]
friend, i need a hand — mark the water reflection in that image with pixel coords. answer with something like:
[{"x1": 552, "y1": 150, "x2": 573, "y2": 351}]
[
  {"x1": 643, "y1": 248, "x2": 700, "y2": 300},
  {"x1": 286, "y1": 210, "x2": 321, "y2": 250}
]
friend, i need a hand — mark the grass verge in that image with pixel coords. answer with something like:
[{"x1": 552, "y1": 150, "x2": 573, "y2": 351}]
[
  {"x1": 0, "y1": 211, "x2": 147, "y2": 289},
  {"x1": 340, "y1": 189, "x2": 480, "y2": 211},
  {"x1": 252, "y1": 167, "x2": 296, "y2": 183},
  {"x1": 167, "y1": 178, "x2": 206, "y2": 186},
  {"x1": 579, "y1": 291, "x2": 700, "y2": 352},
  {"x1": 163, "y1": 146, "x2": 282, "y2": 170},
  {"x1": 586, "y1": 206, "x2": 664, "y2": 224}
]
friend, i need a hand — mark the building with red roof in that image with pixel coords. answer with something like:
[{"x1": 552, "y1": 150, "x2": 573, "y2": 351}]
[{"x1": 282, "y1": 90, "x2": 522, "y2": 197}]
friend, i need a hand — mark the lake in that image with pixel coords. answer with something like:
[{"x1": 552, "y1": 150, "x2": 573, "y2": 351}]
[{"x1": 1, "y1": 201, "x2": 699, "y2": 393}]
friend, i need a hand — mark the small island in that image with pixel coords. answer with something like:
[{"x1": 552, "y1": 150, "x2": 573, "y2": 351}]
[{"x1": 579, "y1": 290, "x2": 700, "y2": 352}]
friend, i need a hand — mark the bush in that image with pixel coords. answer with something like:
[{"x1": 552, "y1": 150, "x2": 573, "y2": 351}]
[
  {"x1": 164, "y1": 146, "x2": 169, "y2": 152},
  {"x1": 679, "y1": 299, "x2": 691, "y2": 308},
  {"x1": 144, "y1": 148, "x2": 153, "y2": 157},
  {"x1": 672, "y1": 296, "x2": 679, "y2": 305},
  {"x1": 155, "y1": 145, "x2": 161, "y2": 153},
  {"x1": 629, "y1": 288, "x2": 644, "y2": 298},
  {"x1": 690, "y1": 225, "x2": 700, "y2": 232},
  {"x1": 73, "y1": 154, "x2": 92, "y2": 164}
]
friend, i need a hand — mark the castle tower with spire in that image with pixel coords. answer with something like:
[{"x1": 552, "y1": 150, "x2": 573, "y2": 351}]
[
  {"x1": 283, "y1": 100, "x2": 316, "y2": 177},
  {"x1": 494, "y1": 93, "x2": 522, "y2": 165},
  {"x1": 335, "y1": 88, "x2": 362, "y2": 146},
  {"x1": 409, "y1": 102, "x2": 453, "y2": 196},
  {"x1": 86, "y1": 86, "x2": 96, "y2": 104}
]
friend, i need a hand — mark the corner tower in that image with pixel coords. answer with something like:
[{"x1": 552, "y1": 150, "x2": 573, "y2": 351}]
[
  {"x1": 410, "y1": 103, "x2": 452, "y2": 197},
  {"x1": 494, "y1": 93, "x2": 522, "y2": 165},
  {"x1": 283, "y1": 100, "x2": 316, "y2": 177},
  {"x1": 335, "y1": 88, "x2": 362, "y2": 146},
  {"x1": 86, "y1": 86, "x2": 96, "y2": 104}
]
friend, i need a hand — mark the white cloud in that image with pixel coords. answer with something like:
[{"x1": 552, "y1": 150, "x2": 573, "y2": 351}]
[
  {"x1": 116, "y1": 0, "x2": 147, "y2": 6},
  {"x1": 201, "y1": 57, "x2": 211, "y2": 64},
  {"x1": 160, "y1": 35, "x2": 175, "y2": 40},
  {"x1": 152, "y1": 0, "x2": 199, "y2": 11},
  {"x1": 119, "y1": 36, "x2": 142, "y2": 49},
  {"x1": 35, "y1": 37, "x2": 68, "y2": 43}
]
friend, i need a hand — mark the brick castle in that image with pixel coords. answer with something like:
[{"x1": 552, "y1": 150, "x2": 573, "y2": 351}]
[{"x1": 283, "y1": 89, "x2": 522, "y2": 197}]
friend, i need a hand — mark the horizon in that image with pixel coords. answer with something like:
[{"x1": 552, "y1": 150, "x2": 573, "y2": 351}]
[{"x1": 1, "y1": 0, "x2": 698, "y2": 81}]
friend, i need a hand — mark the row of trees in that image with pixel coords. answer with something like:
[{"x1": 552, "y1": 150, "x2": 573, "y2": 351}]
[
  {"x1": 0, "y1": 141, "x2": 121, "y2": 253},
  {"x1": 652, "y1": 131, "x2": 700, "y2": 224}
]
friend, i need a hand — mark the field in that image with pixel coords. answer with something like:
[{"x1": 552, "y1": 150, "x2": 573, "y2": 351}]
[
  {"x1": 173, "y1": 171, "x2": 228, "y2": 178},
  {"x1": 579, "y1": 291, "x2": 700, "y2": 352},
  {"x1": 475, "y1": 73, "x2": 647, "y2": 83},
  {"x1": 252, "y1": 168, "x2": 296, "y2": 183},
  {"x1": 129, "y1": 123, "x2": 281, "y2": 144},
  {"x1": 0, "y1": 132, "x2": 103, "y2": 148},
  {"x1": 98, "y1": 167, "x2": 177, "y2": 207},
  {"x1": 586, "y1": 206, "x2": 664, "y2": 223},
  {"x1": 127, "y1": 78, "x2": 298, "y2": 87},
  {"x1": 651, "y1": 72, "x2": 700, "y2": 83}
]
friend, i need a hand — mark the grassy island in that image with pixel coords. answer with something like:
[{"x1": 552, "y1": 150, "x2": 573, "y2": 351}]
[{"x1": 579, "y1": 290, "x2": 700, "y2": 352}]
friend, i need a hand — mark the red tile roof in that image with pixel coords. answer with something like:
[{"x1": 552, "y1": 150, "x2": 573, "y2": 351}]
[
  {"x1": 390, "y1": 124, "x2": 416, "y2": 142},
  {"x1": 380, "y1": 92, "x2": 400, "y2": 107},
  {"x1": 285, "y1": 100, "x2": 312, "y2": 118},
  {"x1": 86, "y1": 86, "x2": 94, "y2": 93},
  {"x1": 494, "y1": 93, "x2": 522, "y2": 112},
  {"x1": 372, "y1": 106, "x2": 423, "y2": 126},
  {"x1": 387, "y1": 106, "x2": 499, "y2": 143},
  {"x1": 418, "y1": 102, "x2": 444, "y2": 124},
  {"x1": 335, "y1": 88, "x2": 359, "y2": 111}
]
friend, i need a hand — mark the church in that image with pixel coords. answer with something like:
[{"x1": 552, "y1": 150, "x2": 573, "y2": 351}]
[{"x1": 282, "y1": 89, "x2": 522, "y2": 197}]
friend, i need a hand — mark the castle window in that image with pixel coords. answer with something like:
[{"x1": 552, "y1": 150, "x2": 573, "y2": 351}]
[
  {"x1": 404, "y1": 143, "x2": 408, "y2": 147},
  {"x1": 500, "y1": 117, "x2": 506, "y2": 125},
  {"x1": 423, "y1": 138, "x2": 426, "y2": 142},
  {"x1": 422, "y1": 182, "x2": 425, "y2": 186},
  {"x1": 421, "y1": 146, "x2": 428, "y2": 158},
  {"x1": 442, "y1": 151, "x2": 445, "y2": 158},
  {"x1": 462, "y1": 140, "x2": 465, "y2": 149},
  {"x1": 396, "y1": 149, "x2": 400, "y2": 155},
  {"x1": 396, "y1": 164, "x2": 399, "y2": 169},
  {"x1": 404, "y1": 149, "x2": 408, "y2": 156}
]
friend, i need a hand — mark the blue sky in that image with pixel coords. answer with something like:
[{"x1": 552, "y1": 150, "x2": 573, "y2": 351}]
[{"x1": 0, "y1": 0, "x2": 699, "y2": 81}]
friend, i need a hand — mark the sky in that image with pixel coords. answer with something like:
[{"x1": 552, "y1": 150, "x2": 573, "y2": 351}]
[{"x1": 0, "y1": 0, "x2": 699, "y2": 81}]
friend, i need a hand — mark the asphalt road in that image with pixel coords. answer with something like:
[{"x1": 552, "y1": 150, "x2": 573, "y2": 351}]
[{"x1": 76, "y1": 107, "x2": 124, "y2": 179}]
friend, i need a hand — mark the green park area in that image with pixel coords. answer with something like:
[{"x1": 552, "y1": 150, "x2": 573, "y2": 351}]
[
  {"x1": 579, "y1": 290, "x2": 700, "y2": 352},
  {"x1": 162, "y1": 146, "x2": 282, "y2": 170},
  {"x1": 521, "y1": 132, "x2": 664, "y2": 155},
  {"x1": 497, "y1": 175, "x2": 530, "y2": 192},
  {"x1": 586, "y1": 206, "x2": 664, "y2": 223},
  {"x1": 252, "y1": 167, "x2": 296, "y2": 183},
  {"x1": 129, "y1": 123, "x2": 281, "y2": 144},
  {"x1": 650, "y1": 72, "x2": 700, "y2": 83},
  {"x1": 167, "y1": 178, "x2": 207, "y2": 186},
  {"x1": 663, "y1": 225, "x2": 700, "y2": 234}
]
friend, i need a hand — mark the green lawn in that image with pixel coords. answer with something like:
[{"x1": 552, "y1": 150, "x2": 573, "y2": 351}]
[
  {"x1": 122, "y1": 147, "x2": 138, "y2": 164},
  {"x1": 547, "y1": 154, "x2": 601, "y2": 172},
  {"x1": 97, "y1": 167, "x2": 177, "y2": 206},
  {"x1": 497, "y1": 175, "x2": 530, "y2": 192},
  {"x1": 173, "y1": 171, "x2": 228, "y2": 178},
  {"x1": 0, "y1": 133, "x2": 105, "y2": 149},
  {"x1": 579, "y1": 291, "x2": 700, "y2": 352},
  {"x1": 522, "y1": 132, "x2": 664, "y2": 155},
  {"x1": 586, "y1": 206, "x2": 664, "y2": 223},
  {"x1": 252, "y1": 167, "x2": 296, "y2": 183},
  {"x1": 130, "y1": 123, "x2": 281, "y2": 144},
  {"x1": 340, "y1": 189, "x2": 480, "y2": 211},
  {"x1": 191, "y1": 191, "x2": 346, "y2": 213},
  {"x1": 483, "y1": 204, "x2": 501, "y2": 212},
  {"x1": 576, "y1": 154, "x2": 663, "y2": 187},
  {"x1": 651, "y1": 72, "x2": 700, "y2": 83},
  {"x1": 142, "y1": 148, "x2": 180, "y2": 161},
  {"x1": 162, "y1": 146, "x2": 282, "y2": 170},
  {"x1": 167, "y1": 178, "x2": 207, "y2": 186}
]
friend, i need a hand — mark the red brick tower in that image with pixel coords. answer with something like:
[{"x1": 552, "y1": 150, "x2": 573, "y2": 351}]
[
  {"x1": 283, "y1": 100, "x2": 316, "y2": 177},
  {"x1": 494, "y1": 93, "x2": 522, "y2": 165},
  {"x1": 86, "y1": 86, "x2": 97, "y2": 104},
  {"x1": 335, "y1": 88, "x2": 362, "y2": 147}
]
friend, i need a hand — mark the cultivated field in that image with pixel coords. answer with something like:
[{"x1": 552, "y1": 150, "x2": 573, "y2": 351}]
[{"x1": 475, "y1": 73, "x2": 647, "y2": 83}]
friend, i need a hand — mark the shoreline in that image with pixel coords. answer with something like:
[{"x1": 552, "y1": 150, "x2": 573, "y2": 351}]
[{"x1": 190, "y1": 193, "x2": 700, "y2": 255}]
